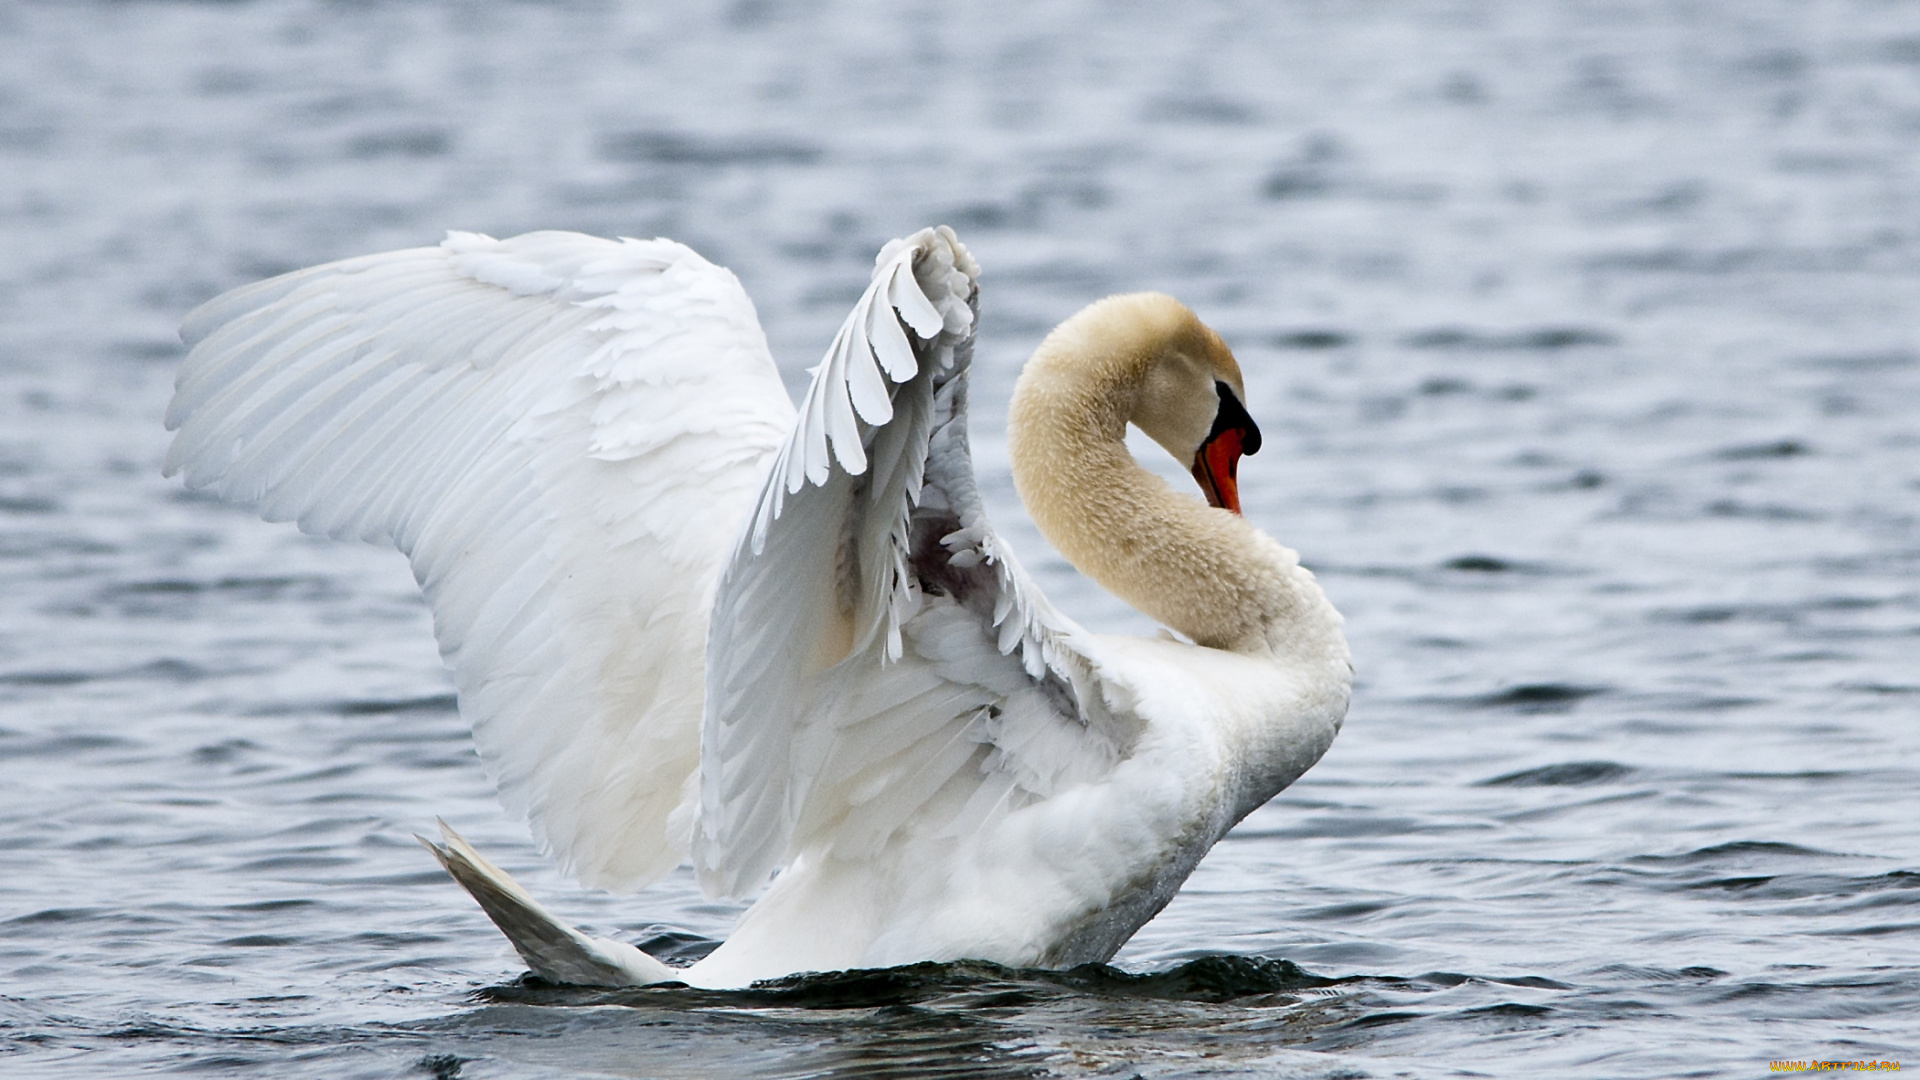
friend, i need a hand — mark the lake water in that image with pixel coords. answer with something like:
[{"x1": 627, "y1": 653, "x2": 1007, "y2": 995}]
[{"x1": 1, "y1": 2, "x2": 1916, "y2": 1076}]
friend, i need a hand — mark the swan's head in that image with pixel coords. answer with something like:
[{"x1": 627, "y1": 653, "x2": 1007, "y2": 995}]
[{"x1": 1095, "y1": 294, "x2": 1264, "y2": 514}]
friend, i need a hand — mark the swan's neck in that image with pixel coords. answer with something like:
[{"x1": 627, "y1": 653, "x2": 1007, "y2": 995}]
[{"x1": 1008, "y1": 313, "x2": 1341, "y2": 660}]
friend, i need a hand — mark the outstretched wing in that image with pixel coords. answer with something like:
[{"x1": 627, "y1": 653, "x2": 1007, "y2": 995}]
[
  {"x1": 697, "y1": 227, "x2": 1137, "y2": 899},
  {"x1": 165, "y1": 231, "x2": 793, "y2": 892}
]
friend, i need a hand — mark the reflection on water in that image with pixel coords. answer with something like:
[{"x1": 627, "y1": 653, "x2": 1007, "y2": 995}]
[
  {"x1": 1, "y1": 0, "x2": 1917, "y2": 1076},
  {"x1": 452, "y1": 958, "x2": 1346, "y2": 1080}
]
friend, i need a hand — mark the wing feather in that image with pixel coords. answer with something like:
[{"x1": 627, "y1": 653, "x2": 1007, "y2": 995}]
[
  {"x1": 166, "y1": 231, "x2": 794, "y2": 892},
  {"x1": 697, "y1": 228, "x2": 1137, "y2": 900}
]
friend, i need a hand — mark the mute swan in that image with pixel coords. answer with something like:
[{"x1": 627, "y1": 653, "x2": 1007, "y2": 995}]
[{"x1": 164, "y1": 227, "x2": 1350, "y2": 989}]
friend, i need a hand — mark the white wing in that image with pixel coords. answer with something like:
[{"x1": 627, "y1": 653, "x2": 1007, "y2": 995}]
[
  {"x1": 697, "y1": 227, "x2": 1138, "y2": 898},
  {"x1": 165, "y1": 231, "x2": 794, "y2": 892}
]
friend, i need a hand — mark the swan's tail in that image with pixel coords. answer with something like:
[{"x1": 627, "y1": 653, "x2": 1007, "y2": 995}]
[{"x1": 417, "y1": 819, "x2": 676, "y2": 987}]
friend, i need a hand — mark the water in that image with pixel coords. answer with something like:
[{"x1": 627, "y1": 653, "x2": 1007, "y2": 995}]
[{"x1": 1, "y1": 1, "x2": 1916, "y2": 1076}]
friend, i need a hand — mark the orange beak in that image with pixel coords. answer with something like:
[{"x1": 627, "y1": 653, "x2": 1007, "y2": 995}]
[
  {"x1": 1192, "y1": 382, "x2": 1261, "y2": 515},
  {"x1": 1192, "y1": 427, "x2": 1246, "y2": 514}
]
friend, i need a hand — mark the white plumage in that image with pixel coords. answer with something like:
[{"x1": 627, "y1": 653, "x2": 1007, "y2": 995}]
[{"x1": 166, "y1": 226, "x2": 1350, "y2": 989}]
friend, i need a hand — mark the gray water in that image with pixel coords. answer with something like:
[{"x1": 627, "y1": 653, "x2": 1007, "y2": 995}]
[{"x1": 2, "y1": 2, "x2": 1917, "y2": 1076}]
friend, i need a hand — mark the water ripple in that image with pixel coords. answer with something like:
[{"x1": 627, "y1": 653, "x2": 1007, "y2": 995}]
[{"x1": 3, "y1": 1, "x2": 1917, "y2": 1077}]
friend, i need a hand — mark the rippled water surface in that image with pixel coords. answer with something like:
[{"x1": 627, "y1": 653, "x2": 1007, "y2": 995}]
[{"x1": 2, "y1": 2, "x2": 1917, "y2": 1076}]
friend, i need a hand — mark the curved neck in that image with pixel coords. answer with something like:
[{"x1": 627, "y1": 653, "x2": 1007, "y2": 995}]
[{"x1": 1007, "y1": 310, "x2": 1340, "y2": 659}]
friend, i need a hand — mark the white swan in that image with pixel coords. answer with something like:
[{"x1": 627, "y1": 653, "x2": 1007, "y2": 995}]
[{"x1": 164, "y1": 227, "x2": 1350, "y2": 989}]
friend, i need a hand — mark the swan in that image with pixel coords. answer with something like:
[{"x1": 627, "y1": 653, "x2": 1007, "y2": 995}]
[{"x1": 164, "y1": 226, "x2": 1350, "y2": 989}]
